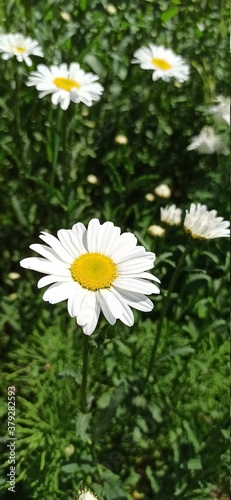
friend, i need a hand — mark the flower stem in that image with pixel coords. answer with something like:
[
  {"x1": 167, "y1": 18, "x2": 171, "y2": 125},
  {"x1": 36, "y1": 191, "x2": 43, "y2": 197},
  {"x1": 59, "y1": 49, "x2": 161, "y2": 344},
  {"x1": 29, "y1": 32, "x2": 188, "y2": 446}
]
[
  {"x1": 145, "y1": 241, "x2": 191, "y2": 385},
  {"x1": 81, "y1": 335, "x2": 89, "y2": 412}
]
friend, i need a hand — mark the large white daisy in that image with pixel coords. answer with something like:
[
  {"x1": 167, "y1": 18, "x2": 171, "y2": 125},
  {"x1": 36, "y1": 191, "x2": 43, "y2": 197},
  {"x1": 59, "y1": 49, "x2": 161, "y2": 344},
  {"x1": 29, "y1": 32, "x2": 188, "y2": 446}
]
[
  {"x1": 26, "y1": 63, "x2": 104, "y2": 110},
  {"x1": 20, "y1": 219, "x2": 160, "y2": 335},
  {"x1": 132, "y1": 44, "x2": 190, "y2": 82},
  {"x1": 0, "y1": 33, "x2": 43, "y2": 66},
  {"x1": 184, "y1": 204, "x2": 230, "y2": 240}
]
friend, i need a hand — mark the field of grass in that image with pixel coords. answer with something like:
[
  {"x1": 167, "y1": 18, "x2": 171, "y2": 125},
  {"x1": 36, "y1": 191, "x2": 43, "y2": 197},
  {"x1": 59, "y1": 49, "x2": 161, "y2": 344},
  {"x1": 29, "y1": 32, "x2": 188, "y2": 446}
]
[{"x1": 0, "y1": 1, "x2": 230, "y2": 499}]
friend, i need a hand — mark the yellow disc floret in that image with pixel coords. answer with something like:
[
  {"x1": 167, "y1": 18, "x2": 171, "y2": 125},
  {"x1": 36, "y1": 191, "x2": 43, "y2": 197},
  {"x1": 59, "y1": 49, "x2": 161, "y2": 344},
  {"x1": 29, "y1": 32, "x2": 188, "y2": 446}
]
[
  {"x1": 53, "y1": 77, "x2": 80, "y2": 92},
  {"x1": 16, "y1": 46, "x2": 26, "y2": 53},
  {"x1": 151, "y1": 58, "x2": 172, "y2": 70},
  {"x1": 70, "y1": 253, "x2": 117, "y2": 291}
]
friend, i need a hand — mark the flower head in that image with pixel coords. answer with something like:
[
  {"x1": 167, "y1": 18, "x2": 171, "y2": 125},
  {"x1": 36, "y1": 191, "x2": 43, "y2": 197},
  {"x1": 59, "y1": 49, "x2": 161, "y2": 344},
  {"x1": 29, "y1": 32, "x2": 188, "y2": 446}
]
[
  {"x1": 147, "y1": 225, "x2": 165, "y2": 238},
  {"x1": 20, "y1": 219, "x2": 160, "y2": 335},
  {"x1": 184, "y1": 203, "x2": 230, "y2": 240},
  {"x1": 0, "y1": 33, "x2": 43, "y2": 66},
  {"x1": 187, "y1": 126, "x2": 227, "y2": 154},
  {"x1": 77, "y1": 489, "x2": 99, "y2": 500},
  {"x1": 27, "y1": 63, "x2": 104, "y2": 110},
  {"x1": 160, "y1": 204, "x2": 182, "y2": 226},
  {"x1": 154, "y1": 184, "x2": 171, "y2": 199},
  {"x1": 208, "y1": 95, "x2": 230, "y2": 126},
  {"x1": 132, "y1": 44, "x2": 190, "y2": 82}
]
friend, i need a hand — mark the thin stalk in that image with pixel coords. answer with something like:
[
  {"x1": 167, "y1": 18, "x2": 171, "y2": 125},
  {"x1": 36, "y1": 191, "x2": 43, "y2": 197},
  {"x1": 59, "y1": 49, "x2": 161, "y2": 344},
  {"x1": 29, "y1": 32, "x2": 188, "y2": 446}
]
[
  {"x1": 51, "y1": 106, "x2": 62, "y2": 187},
  {"x1": 14, "y1": 60, "x2": 22, "y2": 139},
  {"x1": 144, "y1": 241, "x2": 191, "y2": 386},
  {"x1": 81, "y1": 335, "x2": 89, "y2": 412}
]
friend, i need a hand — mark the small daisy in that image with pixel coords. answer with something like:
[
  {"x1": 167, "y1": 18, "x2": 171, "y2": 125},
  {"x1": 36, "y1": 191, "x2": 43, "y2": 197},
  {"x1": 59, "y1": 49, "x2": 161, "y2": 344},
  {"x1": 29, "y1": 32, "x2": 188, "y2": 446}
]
[
  {"x1": 27, "y1": 63, "x2": 104, "y2": 110},
  {"x1": 208, "y1": 95, "x2": 230, "y2": 126},
  {"x1": 160, "y1": 204, "x2": 182, "y2": 226},
  {"x1": 0, "y1": 33, "x2": 43, "y2": 66},
  {"x1": 187, "y1": 126, "x2": 228, "y2": 154},
  {"x1": 20, "y1": 219, "x2": 160, "y2": 335},
  {"x1": 154, "y1": 184, "x2": 171, "y2": 199},
  {"x1": 132, "y1": 44, "x2": 190, "y2": 82},
  {"x1": 184, "y1": 203, "x2": 230, "y2": 240}
]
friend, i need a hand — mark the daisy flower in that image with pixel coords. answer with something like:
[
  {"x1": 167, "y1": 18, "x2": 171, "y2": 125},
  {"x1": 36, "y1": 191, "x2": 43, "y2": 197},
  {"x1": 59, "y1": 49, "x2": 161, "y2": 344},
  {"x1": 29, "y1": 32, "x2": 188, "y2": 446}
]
[
  {"x1": 77, "y1": 490, "x2": 99, "y2": 500},
  {"x1": 132, "y1": 44, "x2": 190, "y2": 82},
  {"x1": 208, "y1": 95, "x2": 230, "y2": 126},
  {"x1": 147, "y1": 225, "x2": 165, "y2": 237},
  {"x1": 0, "y1": 33, "x2": 43, "y2": 66},
  {"x1": 26, "y1": 63, "x2": 104, "y2": 110},
  {"x1": 184, "y1": 204, "x2": 230, "y2": 240},
  {"x1": 20, "y1": 219, "x2": 160, "y2": 335},
  {"x1": 154, "y1": 184, "x2": 171, "y2": 199},
  {"x1": 160, "y1": 204, "x2": 182, "y2": 226},
  {"x1": 187, "y1": 126, "x2": 228, "y2": 154}
]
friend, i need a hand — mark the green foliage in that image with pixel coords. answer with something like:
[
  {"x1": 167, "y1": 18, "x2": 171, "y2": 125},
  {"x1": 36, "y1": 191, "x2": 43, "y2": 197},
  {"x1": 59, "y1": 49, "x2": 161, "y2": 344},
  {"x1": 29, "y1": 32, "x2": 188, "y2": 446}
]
[{"x1": 0, "y1": 0, "x2": 230, "y2": 499}]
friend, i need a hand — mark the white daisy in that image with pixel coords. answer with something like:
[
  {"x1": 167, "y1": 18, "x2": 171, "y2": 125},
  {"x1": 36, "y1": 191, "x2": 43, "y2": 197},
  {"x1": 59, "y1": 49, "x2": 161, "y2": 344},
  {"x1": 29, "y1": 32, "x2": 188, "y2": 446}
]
[
  {"x1": 187, "y1": 126, "x2": 228, "y2": 154},
  {"x1": 20, "y1": 219, "x2": 160, "y2": 335},
  {"x1": 160, "y1": 204, "x2": 182, "y2": 226},
  {"x1": 154, "y1": 184, "x2": 171, "y2": 199},
  {"x1": 184, "y1": 203, "x2": 230, "y2": 240},
  {"x1": 26, "y1": 63, "x2": 104, "y2": 110},
  {"x1": 0, "y1": 33, "x2": 43, "y2": 66},
  {"x1": 132, "y1": 44, "x2": 190, "y2": 82},
  {"x1": 208, "y1": 95, "x2": 230, "y2": 126},
  {"x1": 77, "y1": 490, "x2": 99, "y2": 500},
  {"x1": 147, "y1": 225, "x2": 165, "y2": 237}
]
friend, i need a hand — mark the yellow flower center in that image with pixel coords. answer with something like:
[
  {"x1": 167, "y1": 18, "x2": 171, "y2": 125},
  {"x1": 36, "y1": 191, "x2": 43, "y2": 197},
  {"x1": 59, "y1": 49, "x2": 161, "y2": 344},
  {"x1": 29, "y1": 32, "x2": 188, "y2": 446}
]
[
  {"x1": 16, "y1": 46, "x2": 26, "y2": 53},
  {"x1": 53, "y1": 77, "x2": 80, "y2": 92},
  {"x1": 151, "y1": 58, "x2": 172, "y2": 70},
  {"x1": 70, "y1": 253, "x2": 117, "y2": 291}
]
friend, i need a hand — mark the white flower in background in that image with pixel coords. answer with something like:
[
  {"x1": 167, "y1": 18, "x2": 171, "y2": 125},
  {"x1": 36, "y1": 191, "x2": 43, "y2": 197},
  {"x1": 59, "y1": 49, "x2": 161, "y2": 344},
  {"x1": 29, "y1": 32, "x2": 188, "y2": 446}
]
[
  {"x1": 0, "y1": 33, "x2": 43, "y2": 66},
  {"x1": 105, "y1": 4, "x2": 117, "y2": 15},
  {"x1": 187, "y1": 126, "x2": 228, "y2": 154},
  {"x1": 184, "y1": 203, "x2": 230, "y2": 240},
  {"x1": 115, "y1": 134, "x2": 128, "y2": 145},
  {"x1": 27, "y1": 63, "x2": 104, "y2": 110},
  {"x1": 160, "y1": 204, "x2": 182, "y2": 226},
  {"x1": 147, "y1": 225, "x2": 165, "y2": 237},
  {"x1": 132, "y1": 44, "x2": 190, "y2": 82},
  {"x1": 208, "y1": 96, "x2": 230, "y2": 126},
  {"x1": 87, "y1": 174, "x2": 98, "y2": 184},
  {"x1": 20, "y1": 219, "x2": 160, "y2": 335},
  {"x1": 77, "y1": 490, "x2": 99, "y2": 500},
  {"x1": 154, "y1": 184, "x2": 171, "y2": 198},
  {"x1": 145, "y1": 193, "x2": 155, "y2": 202}
]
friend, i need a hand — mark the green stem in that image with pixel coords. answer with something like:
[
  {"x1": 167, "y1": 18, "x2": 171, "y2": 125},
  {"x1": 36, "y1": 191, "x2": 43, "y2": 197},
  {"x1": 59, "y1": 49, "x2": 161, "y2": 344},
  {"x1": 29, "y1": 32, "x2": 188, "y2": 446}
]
[
  {"x1": 144, "y1": 240, "x2": 191, "y2": 385},
  {"x1": 14, "y1": 61, "x2": 22, "y2": 139},
  {"x1": 81, "y1": 335, "x2": 89, "y2": 412},
  {"x1": 51, "y1": 106, "x2": 62, "y2": 187}
]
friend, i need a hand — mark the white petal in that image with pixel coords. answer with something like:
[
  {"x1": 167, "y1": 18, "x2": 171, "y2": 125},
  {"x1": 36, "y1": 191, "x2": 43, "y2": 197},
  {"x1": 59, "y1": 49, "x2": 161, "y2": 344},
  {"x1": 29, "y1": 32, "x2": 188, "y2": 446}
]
[
  {"x1": 97, "y1": 291, "x2": 117, "y2": 325},
  {"x1": 113, "y1": 288, "x2": 154, "y2": 312},
  {"x1": 114, "y1": 277, "x2": 159, "y2": 295},
  {"x1": 43, "y1": 281, "x2": 77, "y2": 304},
  {"x1": 20, "y1": 257, "x2": 70, "y2": 276},
  {"x1": 39, "y1": 232, "x2": 74, "y2": 263},
  {"x1": 38, "y1": 275, "x2": 73, "y2": 289}
]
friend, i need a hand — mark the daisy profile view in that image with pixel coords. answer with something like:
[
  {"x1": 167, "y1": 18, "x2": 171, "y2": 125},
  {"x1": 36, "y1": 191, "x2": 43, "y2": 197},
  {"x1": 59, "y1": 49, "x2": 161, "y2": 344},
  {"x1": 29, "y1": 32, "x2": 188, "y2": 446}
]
[
  {"x1": 20, "y1": 219, "x2": 160, "y2": 335},
  {"x1": 27, "y1": 62, "x2": 104, "y2": 110},
  {"x1": 132, "y1": 44, "x2": 190, "y2": 82}
]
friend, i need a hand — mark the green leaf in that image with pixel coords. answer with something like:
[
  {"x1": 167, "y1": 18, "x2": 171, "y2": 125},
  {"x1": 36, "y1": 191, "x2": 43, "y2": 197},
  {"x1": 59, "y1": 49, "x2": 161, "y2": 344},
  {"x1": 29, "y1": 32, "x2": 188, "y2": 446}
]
[
  {"x1": 161, "y1": 7, "x2": 179, "y2": 23},
  {"x1": 61, "y1": 463, "x2": 79, "y2": 474},
  {"x1": 75, "y1": 412, "x2": 91, "y2": 442}
]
